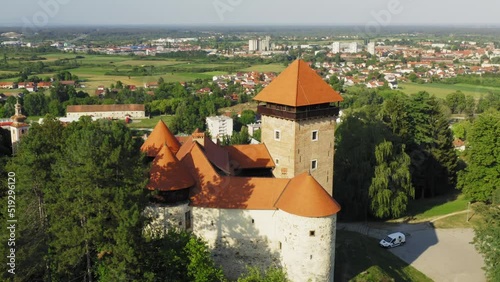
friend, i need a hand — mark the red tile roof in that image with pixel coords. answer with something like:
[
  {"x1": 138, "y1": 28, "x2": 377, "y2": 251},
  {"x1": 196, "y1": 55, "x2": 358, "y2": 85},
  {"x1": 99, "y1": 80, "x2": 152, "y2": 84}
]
[
  {"x1": 67, "y1": 104, "x2": 144, "y2": 113},
  {"x1": 177, "y1": 143, "x2": 340, "y2": 217},
  {"x1": 226, "y1": 144, "x2": 275, "y2": 169},
  {"x1": 147, "y1": 144, "x2": 195, "y2": 191},
  {"x1": 254, "y1": 59, "x2": 343, "y2": 107},
  {"x1": 201, "y1": 137, "x2": 231, "y2": 174},
  {"x1": 183, "y1": 142, "x2": 290, "y2": 209},
  {"x1": 141, "y1": 120, "x2": 181, "y2": 157},
  {"x1": 275, "y1": 172, "x2": 341, "y2": 217}
]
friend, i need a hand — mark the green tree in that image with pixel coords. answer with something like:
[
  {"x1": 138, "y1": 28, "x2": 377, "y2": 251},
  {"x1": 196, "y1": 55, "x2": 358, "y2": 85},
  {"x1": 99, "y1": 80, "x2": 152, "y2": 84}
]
[
  {"x1": 252, "y1": 128, "x2": 261, "y2": 142},
  {"x1": 239, "y1": 110, "x2": 256, "y2": 125},
  {"x1": 3, "y1": 116, "x2": 65, "y2": 281},
  {"x1": 334, "y1": 109, "x2": 398, "y2": 220},
  {"x1": 230, "y1": 126, "x2": 250, "y2": 145},
  {"x1": 369, "y1": 141, "x2": 414, "y2": 218},
  {"x1": 463, "y1": 95, "x2": 476, "y2": 118},
  {"x1": 381, "y1": 94, "x2": 412, "y2": 144},
  {"x1": 472, "y1": 203, "x2": 500, "y2": 281},
  {"x1": 408, "y1": 92, "x2": 458, "y2": 198},
  {"x1": 47, "y1": 118, "x2": 147, "y2": 281},
  {"x1": 451, "y1": 120, "x2": 471, "y2": 141},
  {"x1": 458, "y1": 110, "x2": 500, "y2": 202},
  {"x1": 445, "y1": 91, "x2": 466, "y2": 114},
  {"x1": 23, "y1": 92, "x2": 48, "y2": 116},
  {"x1": 48, "y1": 99, "x2": 64, "y2": 116},
  {"x1": 186, "y1": 237, "x2": 225, "y2": 282},
  {"x1": 238, "y1": 266, "x2": 288, "y2": 282}
]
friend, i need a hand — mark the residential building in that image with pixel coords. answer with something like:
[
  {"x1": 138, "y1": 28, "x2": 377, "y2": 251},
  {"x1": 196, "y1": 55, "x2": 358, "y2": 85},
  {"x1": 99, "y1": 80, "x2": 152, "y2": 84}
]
[
  {"x1": 368, "y1": 42, "x2": 376, "y2": 55},
  {"x1": 206, "y1": 115, "x2": 233, "y2": 142}
]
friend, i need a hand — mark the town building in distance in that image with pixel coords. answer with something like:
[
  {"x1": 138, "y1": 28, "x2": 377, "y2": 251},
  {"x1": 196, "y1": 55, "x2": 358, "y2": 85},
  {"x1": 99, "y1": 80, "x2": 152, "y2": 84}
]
[{"x1": 66, "y1": 104, "x2": 146, "y2": 120}]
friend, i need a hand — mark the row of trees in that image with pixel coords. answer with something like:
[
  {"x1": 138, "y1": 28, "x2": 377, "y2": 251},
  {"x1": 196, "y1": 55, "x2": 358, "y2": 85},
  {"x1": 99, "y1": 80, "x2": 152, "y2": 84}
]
[{"x1": 334, "y1": 89, "x2": 458, "y2": 220}]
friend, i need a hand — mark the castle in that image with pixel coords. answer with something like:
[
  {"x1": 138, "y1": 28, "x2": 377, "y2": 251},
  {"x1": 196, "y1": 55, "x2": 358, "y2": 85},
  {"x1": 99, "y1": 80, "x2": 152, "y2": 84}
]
[{"x1": 142, "y1": 60, "x2": 343, "y2": 281}]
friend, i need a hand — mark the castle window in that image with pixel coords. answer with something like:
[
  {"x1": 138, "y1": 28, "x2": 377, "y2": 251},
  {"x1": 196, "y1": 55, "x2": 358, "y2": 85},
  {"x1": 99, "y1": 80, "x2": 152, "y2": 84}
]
[
  {"x1": 281, "y1": 168, "x2": 288, "y2": 176},
  {"x1": 279, "y1": 242, "x2": 282, "y2": 249},
  {"x1": 275, "y1": 158, "x2": 279, "y2": 166},
  {"x1": 185, "y1": 211, "x2": 192, "y2": 229},
  {"x1": 312, "y1": 130, "x2": 318, "y2": 141},
  {"x1": 311, "y1": 160, "x2": 318, "y2": 170},
  {"x1": 309, "y1": 230, "x2": 316, "y2": 237},
  {"x1": 274, "y1": 130, "x2": 281, "y2": 141},
  {"x1": 251, "y1": 219, "x2": 255, "y2": 224}
]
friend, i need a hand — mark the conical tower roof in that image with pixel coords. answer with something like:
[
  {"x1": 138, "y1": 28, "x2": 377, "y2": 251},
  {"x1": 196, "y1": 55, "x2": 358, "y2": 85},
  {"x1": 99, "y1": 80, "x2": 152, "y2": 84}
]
[
  {"x1": 254, "y1": 59, "x2": 343, "y2": 107},
  {"x1": 141, "y1": 120, "x2": 181, "y2": 157},
  {"x1": 275, "y1": 172, "x2": 341, "y2": 217},
  {"x1": 147, "y1": 144, "x2": 195, "y2": 191}
]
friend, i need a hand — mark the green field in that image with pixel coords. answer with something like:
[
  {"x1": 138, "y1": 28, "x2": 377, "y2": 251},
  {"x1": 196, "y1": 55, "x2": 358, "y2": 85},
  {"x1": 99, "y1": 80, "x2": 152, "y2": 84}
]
[
  {"x1": 335, "y1": 230, "x2": 432, "y2": 282},
  {"x1": 399, "y1": 82, "x2": 500, "y2": 99},
  {"x1": 400, "y1": 192, "x2": 470, "y2": 222},
  {"x1": 240, "y1": 63, "x2": 286, "y2": 73},
  {"x1": 0, "y1": 53, "x2": 289, "y2": 95},
  {"x1": 127, "y1": 115, "x2": 174, "y2": 129}
]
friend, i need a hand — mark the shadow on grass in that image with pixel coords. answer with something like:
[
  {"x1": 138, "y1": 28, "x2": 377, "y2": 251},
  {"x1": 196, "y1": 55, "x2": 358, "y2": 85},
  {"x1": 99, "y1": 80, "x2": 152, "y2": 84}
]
[
  {"x1": 403, "y1": 190, "x2": 467, "y2": 221},
  {"x1": 335, "y1": 227, "x2": 435, "y2": 282}
]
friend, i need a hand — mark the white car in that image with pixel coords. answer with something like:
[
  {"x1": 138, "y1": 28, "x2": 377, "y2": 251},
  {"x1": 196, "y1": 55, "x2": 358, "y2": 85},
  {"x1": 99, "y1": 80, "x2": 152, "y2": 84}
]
[{"x1": 379, "y1": 232, "x2": 406, "y2": 248}]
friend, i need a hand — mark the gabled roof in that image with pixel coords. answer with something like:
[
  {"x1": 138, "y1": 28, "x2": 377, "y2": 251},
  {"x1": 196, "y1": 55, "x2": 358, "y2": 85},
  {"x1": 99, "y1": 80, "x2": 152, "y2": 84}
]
[
  {"x1": 183, "y1": 142, "x2": 289, "y2": 209},
  {"x1": 275, "y1": 172, "x2": 341, "y2": 217},
  {"x1": 176, "y1": 136, "x2": 195, "y2": 160},
  {"x1": 202, "y1": 137, "x2": 231, "y2": 174},
  {"x1": 226, "y1": 144, "x2": 275, "y2": 169},
  {"x1": 147, "y1": 144, "x2": 195, "y2": 191},
  {"x1": 253, "y1": 59, "x2": 343, "y2": 107},
  {"x1": 141, "y1": 120, "x2": 181, "y2": 157}
]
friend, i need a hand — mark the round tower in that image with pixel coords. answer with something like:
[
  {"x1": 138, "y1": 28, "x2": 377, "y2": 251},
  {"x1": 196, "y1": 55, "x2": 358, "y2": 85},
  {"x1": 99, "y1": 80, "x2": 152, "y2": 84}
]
[
  {"x1": 143, "y1": 139, "x2": 194, "y2": 237},
  {"x1": 275, "y1": 173, "x2": 341, "y2": 282},
  {"x1": 140, "y1": 119, "x2": 181, "y2": 159}
]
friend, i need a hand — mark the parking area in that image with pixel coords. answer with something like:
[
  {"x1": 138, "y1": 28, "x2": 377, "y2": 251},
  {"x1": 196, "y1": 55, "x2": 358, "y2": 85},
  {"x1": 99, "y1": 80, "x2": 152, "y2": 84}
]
[
  {"x1": 339, "y1": 223, "x2": 486, "y2": 282},
  {"x1": 390, "y1": 228, "x2": 485, "y2": 282}
]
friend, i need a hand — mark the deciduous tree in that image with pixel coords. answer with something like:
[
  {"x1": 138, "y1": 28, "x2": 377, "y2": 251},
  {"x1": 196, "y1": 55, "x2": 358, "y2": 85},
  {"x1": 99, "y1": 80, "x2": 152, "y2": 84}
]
[
  {"x1": 369, "y1": 141, "x2": 414, "y2": 218},
  {"x1": 458, "y1": 110, "x2": 500, "y2": 202}
]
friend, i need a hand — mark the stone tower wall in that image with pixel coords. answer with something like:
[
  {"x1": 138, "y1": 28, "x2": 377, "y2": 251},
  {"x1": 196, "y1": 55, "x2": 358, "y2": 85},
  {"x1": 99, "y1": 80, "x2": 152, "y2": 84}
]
[{"x1": 277, "y1": 210, "x2": 337, "y2": 282}]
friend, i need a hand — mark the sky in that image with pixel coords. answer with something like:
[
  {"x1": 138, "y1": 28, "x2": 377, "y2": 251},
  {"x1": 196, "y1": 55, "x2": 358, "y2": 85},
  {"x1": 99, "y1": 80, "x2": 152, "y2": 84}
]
[{"x1": 1, "y1": 0, "x2": 499, "y2": 27}]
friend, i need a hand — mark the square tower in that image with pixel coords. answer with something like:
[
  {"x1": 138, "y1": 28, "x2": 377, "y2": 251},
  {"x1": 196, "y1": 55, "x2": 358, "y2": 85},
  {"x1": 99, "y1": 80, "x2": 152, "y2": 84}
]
[{"x1": 254, "y1": 60, "x2": 343, "y2": 195}]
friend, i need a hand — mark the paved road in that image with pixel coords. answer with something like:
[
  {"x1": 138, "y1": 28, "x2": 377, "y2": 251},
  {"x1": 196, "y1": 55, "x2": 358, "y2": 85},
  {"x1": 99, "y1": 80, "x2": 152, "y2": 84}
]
[{"x1": 338, "y1": 223, "x2": 486, "y2": 282}]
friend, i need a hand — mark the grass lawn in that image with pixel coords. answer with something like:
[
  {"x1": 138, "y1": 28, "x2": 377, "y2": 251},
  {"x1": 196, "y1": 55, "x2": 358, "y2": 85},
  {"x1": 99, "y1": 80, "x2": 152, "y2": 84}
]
[
  {"x1": 127, "y1": 115, "x2": 174, "y2": 129},
  {"x1": 399, "y1": 82, "x2": 500, "y2": 99},
  {"x1": 114, "y1": 59, "x2": 182, "y2": 67},
  {"x1": 432, "y1": 210, "x2": 481, "y2": 229},
  {"x1": 1, "y1": 89, "x2": 24, "y2": 95},
  {"x1": 399, "y1": 192, "x2": 470, "y2": 222},
  {"x1": 335, "y1": 230, "x2": 432, "y2": 282}
]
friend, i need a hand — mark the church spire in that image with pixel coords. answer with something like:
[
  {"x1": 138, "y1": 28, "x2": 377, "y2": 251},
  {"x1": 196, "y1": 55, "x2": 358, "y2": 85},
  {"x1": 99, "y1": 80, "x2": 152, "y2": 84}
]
[{"x1": 11, "y1": 98, "x2": 27, "y2": 124}]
